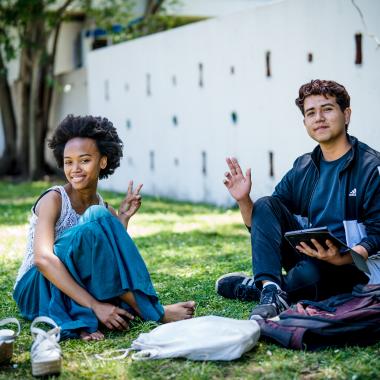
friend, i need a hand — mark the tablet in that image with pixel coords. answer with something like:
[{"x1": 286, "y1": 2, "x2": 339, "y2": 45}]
[
  {"x1": 284, "y1": 227, "x2": 345, "y2": 251},
  {"x1": 284, "y1": 227, "x2": 370, "y2": 274}
]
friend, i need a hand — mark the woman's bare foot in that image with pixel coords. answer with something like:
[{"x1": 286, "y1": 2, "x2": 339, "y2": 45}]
[
  {"x1": 79, "y1": 330, "x2": 105, "y2": 341},
  {"x1": 162, "y1": 301, "x2": 196, "y2": 323}
]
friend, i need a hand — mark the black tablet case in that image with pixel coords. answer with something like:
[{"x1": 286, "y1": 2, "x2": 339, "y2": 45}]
[{"x1": 284, "y1": 227, "x2": 370, "y2": 274}]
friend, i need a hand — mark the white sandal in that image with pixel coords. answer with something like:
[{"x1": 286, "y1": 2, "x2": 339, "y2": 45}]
[
  {"x1": 30, "y1": 316, "x2": 62, "y2": 377},
  {"x1": 0, "y1": 317, "x2": 21, "y2": 364}
]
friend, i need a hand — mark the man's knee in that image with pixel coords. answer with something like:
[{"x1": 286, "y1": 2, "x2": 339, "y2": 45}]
[
  {"x1": 254, "y1": 196, "x2": 284, "y2": 211},
  {"x1": 252, "y1": 196, "x2": 284, "y2": 220},
  {"x1": 285, "y1": 260, "x2": 321, "y2": 301}
]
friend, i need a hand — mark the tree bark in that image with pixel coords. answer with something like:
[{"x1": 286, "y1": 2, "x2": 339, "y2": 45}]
[
  {"x1": 29, "y1": 52, "x2": 42, "y2": 179},
  {"x1": 28, "y1": 17, "x2": 46, "y2": 180},
  {"x1": 18, "y1": 23, "x2": 33, "y2": 177},
  {"x1": 41, "y1": 22, "x2": 62, "y2": 165},
  {"x1": 0, "y1": 51, "x2": 17, "y2": 175}
]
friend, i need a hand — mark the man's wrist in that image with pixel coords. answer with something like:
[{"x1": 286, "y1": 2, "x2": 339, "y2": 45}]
[
  {"x1": 352, "y1": 245, "x2": 368, "y2": 260},
  {"x1": 237, "y1": 196, "x2": 252, "y2": 207}
]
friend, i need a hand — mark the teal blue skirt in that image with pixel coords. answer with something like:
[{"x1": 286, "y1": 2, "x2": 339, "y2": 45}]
[{"x1": 13, "y1": 206, "x2": 164, "y2": 339}]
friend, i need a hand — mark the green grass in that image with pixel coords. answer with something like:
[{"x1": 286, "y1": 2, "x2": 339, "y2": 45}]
[{"x1": 0, "y1": 180, "x2": 379, "y2": 379}]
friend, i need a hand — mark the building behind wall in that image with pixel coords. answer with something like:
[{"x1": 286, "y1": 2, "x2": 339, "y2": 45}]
[{"x1": 87, "y1": 0, "x2": 380, "y2": 206}]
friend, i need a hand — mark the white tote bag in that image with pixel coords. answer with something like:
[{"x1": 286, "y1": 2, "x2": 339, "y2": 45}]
[
  {"x1": 97, "y1": 316, "x2": 260, "y2": 361},
  {"x1": 132, "y1": 316, "x2": 260, "y2": 361}
]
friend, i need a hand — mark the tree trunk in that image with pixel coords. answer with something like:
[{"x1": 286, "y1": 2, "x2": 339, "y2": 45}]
[
  {"x1": 29, "y1": 52, "x2": 42, "y2": 179},
  {"x1": 18, "y1": 29, "x2": 33, "y2": 177},
  {"x1": 40, "y1": 22, "x2": 62, "y2": 173},
  {"x1": 28, "y1": 17, "x2": 46, "y2": 180},
  {"x1": 0, "y1": 51, "x2": 17, "y2": 175}
]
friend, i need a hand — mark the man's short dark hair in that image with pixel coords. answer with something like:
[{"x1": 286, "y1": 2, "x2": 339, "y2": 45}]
[
  {"x1": 48, "y1": 115, "x2": 123, "y2": 179},
  {"x1": 295, "y1": 79, "x2": 351, "y2": 115}
]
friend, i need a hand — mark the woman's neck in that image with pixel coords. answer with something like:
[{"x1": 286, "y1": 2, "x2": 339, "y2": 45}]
[{"x1": 64, "y1": 184, "x2": 99, "y2": 214}]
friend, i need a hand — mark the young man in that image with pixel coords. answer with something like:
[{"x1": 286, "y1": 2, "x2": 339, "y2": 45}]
[{"x1": 216, "y1": 80, "x2": 380, "y2": 320}]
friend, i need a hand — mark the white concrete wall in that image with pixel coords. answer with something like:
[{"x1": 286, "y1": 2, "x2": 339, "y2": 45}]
[
  {"x1": 46, "y1": 68, "x2": 88, "y2": 166},
  {"x1": 173, "y1": 0, "x2": 284, "y2": 17},
  {"x1": 54, "y1": 21, "x2": 84, "y2": 75},
  {"x1": 87, "y1": 0, "x2": 380, "y2": 205}
]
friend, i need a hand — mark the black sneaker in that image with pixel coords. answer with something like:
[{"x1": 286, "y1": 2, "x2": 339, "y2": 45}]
[
  {"x1": 249, "y1": 284, "x2": 289, "y2": 320},
  {"x1": 215, "y1": 272, "x2": 261, "y2": 301}
]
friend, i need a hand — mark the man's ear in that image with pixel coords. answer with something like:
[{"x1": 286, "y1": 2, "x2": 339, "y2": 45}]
[
  {"x1": 100, "y1": 156, "x2": 107, "y2": 169},
  {"x1": 344, "y1": 107, "x2": 351, "y2": 126}
]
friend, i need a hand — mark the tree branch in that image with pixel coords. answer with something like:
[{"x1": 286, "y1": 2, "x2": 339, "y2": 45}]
[
  {"x1": 144, "y1": 0, "x2": 165, "y2": 18},
  {"x1": 351, "y1": 0, "x2": 380, "y2": 48},
  {"x1": 56, "y1": 0, "x2": 75, "y2": 18}
]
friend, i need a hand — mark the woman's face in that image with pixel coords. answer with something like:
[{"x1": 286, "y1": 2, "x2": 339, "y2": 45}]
[{"x1": 63, "y1": 137, "x2": 107, "y2": 190}]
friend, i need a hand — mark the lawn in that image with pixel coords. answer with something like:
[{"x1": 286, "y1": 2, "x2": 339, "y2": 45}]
[{"x1": 0, "y1": 180, "x2": 379, "y2": 379}]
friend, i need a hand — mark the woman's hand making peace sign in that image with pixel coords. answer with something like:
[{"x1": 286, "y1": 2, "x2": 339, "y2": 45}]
[{"x1": 118, "y1": 181, "x2": 143, "y2": 228}]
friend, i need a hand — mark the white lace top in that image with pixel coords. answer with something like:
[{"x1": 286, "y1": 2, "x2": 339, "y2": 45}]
[{"x1": 15, "y1": 185, "x2": 105, "y2": 286}]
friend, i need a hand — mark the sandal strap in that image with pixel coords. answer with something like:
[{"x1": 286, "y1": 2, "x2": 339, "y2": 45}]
[
  {"x1": 31, "y1": 317, "x2": 61, "y2": 362},
  {"x1": 0, "y1": 317, "x2": 21, "y2": 343},
  {"x1": 31, "y1": 338, "x2": 61, "y2": 361},
  {"x1": 31, "y1": 316, "x2": 60, "y2": 342}
]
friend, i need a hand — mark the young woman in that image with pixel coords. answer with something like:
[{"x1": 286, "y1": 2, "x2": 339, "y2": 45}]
[{"x1": 13, "y1": 115, "x2": 195, "y2": 340}]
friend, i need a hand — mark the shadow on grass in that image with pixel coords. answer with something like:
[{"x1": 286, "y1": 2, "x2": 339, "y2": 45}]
[{"x1": 0, "y1": 180, "x2": 235, "y2": 226}]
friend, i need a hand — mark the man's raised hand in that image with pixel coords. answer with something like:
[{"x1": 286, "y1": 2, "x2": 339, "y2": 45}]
[{"x1": 223, "y1": 157, "x2": 252, "y2": 202}]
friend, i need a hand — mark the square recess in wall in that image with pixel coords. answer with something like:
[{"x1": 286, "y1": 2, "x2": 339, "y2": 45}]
[
  {"x1": 149, "y1": 150, "x2": 155, "y2": 171},
  {"x1": 355, "y1": 33, "x2": 363, "y2": 65},
  {"x1": 231, "y1": 111, "x2": 238, "y2": 125},
  {"x1": 104, "y1": 79, "x2": 110, "y2": 101},
  {"x1": 201, "y1": 151, "x2": 207, "y2": 176},
  {"x1": 146, "y1": 73, "x2": 151, "y2": 96},
  {"x1": 198, "y1": 63, "x2": 204, "y2": 87}
]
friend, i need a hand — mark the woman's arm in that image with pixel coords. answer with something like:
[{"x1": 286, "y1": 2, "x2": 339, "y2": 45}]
[{"x1": 33, "y1": 192, "x2": 133, "y2": 330}]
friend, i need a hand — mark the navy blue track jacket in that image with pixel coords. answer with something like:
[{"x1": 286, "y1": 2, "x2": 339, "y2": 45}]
[{"x1": 273, "y1": 135, "x2": 380, "y2": 257}]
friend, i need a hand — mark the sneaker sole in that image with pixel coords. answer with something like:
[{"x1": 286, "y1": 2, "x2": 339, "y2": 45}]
[{"x1": 215, "y1": 272, "x2": 251, "y2": 293}]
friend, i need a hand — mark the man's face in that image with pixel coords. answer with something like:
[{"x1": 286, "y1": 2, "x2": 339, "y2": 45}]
[{"x1": 303, "y1": 94, "x2": 351, "y2": 144}]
